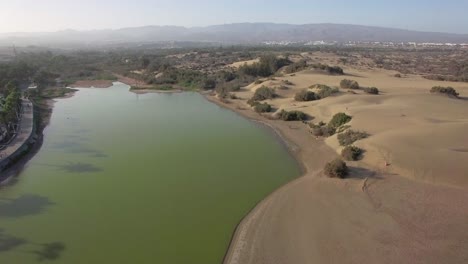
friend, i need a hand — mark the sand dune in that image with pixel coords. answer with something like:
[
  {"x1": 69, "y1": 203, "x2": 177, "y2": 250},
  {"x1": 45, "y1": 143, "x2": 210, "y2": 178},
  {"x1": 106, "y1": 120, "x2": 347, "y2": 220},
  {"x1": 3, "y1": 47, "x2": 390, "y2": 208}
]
[
  {"x1": 234, "y1": 65, "x2": 468, "y2": 187},
  {"x1": 215, "y1": 55, "x2": 468, "y2": 264}
]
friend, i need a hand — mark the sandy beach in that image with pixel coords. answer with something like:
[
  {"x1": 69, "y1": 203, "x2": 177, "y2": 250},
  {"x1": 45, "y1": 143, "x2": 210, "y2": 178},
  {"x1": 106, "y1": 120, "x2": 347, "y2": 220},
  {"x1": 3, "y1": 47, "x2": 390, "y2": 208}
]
[{"x1": 207, "y1": 58, "x2": 468, "y2": 264}]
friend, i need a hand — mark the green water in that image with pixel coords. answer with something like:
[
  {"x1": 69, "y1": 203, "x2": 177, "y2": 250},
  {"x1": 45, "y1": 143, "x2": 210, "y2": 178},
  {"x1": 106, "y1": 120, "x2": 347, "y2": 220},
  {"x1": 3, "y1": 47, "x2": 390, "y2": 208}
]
[{"x1": 0, "y1": 83, "x2": 301, "y2": 264}]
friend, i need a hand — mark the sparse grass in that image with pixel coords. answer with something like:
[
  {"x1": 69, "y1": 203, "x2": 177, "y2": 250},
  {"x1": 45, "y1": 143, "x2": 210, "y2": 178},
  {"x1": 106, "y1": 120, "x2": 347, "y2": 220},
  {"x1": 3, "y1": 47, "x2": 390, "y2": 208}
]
[
  {"x1": 337, "y1": 130, "x2": 369, "y2": 146},
  {"x1": 324, "y1": 159, "x2": 349, "y2": 178},
  {"x1": 341, "y1": 146, "x2": 363, "y2": 161}
]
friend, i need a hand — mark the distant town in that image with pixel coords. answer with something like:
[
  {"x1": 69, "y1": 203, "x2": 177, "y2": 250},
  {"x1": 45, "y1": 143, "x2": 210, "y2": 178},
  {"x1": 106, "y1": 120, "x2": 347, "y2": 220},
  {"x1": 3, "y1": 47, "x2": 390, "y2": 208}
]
[{"x1": 263, "y1": 40, "x2": 468, "y2": 48}]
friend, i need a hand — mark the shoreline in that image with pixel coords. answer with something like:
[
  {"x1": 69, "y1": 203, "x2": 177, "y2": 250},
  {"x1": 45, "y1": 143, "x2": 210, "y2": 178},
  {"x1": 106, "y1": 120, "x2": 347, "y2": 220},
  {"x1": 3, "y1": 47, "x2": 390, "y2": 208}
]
[{"x1": 202, "y1": 93, "x2": 336, "y2": 263}]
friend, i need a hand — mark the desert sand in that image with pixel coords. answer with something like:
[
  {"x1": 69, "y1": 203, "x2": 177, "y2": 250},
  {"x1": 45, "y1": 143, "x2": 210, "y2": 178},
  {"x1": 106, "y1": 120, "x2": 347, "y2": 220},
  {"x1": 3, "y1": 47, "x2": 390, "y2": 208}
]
[{"x1": 211, "y1": 53, "x2": 468, "y2": 264}]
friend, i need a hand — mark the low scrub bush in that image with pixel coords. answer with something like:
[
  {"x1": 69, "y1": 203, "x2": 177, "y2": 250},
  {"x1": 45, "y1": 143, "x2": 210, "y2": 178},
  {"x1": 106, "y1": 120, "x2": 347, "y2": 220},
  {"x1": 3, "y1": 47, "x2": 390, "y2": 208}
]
[
  {"x1": 284, "y1": 60, "x2": 308, "y2": 74},
  {"x1": 311, "y1": 63, "x2": 344, "y2": 75},
  {"x1": 340, "y1": 79, "x2": 360, "y2": 89},
  {"x1": 337, "y1": 130, "x2": 369, "y2": 146},
  {"x1": 310, "y1": 84, "x2": 339, "y2": 99},
  {"x1": 363, "y1": 87, "x2": 379, "y2": 94},
  {"x1": 279, "y1": 110, "x2": 307, "y2": 121},
  {"x1": 254, "y1": 102, "x2": 272, "y2": 113},
  {"x1": 324, "y1": 159, "x2": 348, "y2": 178},
  {"x1": 294, "y1": 89, "x2": 317, "y2": 101},
  {"x1": 310, "y1": 123, "x2": 336, "y2": 137},
  {"x1": 341, "y1": 146, "x2": 363, "y2": 161},
  {"x1": 328, "y1": 113, "x2": 352, "y2": 130},
  {"x1": 430, "y1": 86, "x2": 459, "y2": 97},
  {"x1": 251, "y1": 86, "x2": 276, "y2": 101}
]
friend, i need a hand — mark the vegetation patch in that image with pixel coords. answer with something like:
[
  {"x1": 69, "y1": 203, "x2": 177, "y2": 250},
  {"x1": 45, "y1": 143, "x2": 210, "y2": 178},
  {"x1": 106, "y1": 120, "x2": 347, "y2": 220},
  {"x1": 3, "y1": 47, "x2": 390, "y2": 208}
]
[
  {"x1": 279, "y1": 110, "x2": 307, "y2": 121},
  {"x1": 130, "y1": 84, "x2": 173, "y2": 91},
  {"x1": 239, "y1": 55, "x2": 291, "y2": 77},
  {"x1": 294, "y1": 89, "x2": 317, "y2": 101},
  {"x1": 310, "y1": 123, "x2": 336, "y2": 137},
  {"x1": 363, "y1": 87, "x2": 379, "y2": 94},
  {"x1": 248, "y1": 86, "x2": 276, "y2": 103},
  {"x1": 310, "y1": 63, "x2": 344, "y2": 75},
  {"x1": 340, "y1": 79, "x2": 360, "y2": 89},
  {"x1": 324, "y1": 159, "x2": 349, "y2": 178},
  {"x1": 328, "y1": 113, "x2": 352, "y2": 130},
  {"x1": 430, "y1": 86, "x2": 459, "y2": 98},
  {"x1": 310, "y1": 84, "x2": 340, "y2": 99},
  {"x1": 337, "y1": 130, "x2": 369, "y2": 146},
  {"x1": 284, "y1": 60, "x2": 308, "y2": 74},
  {"x1": 253, "y1": 102, "x2": 272, "y2": 113},
  {"x1": 341, "y1": 146, "x2": 363, "y2": 161}
]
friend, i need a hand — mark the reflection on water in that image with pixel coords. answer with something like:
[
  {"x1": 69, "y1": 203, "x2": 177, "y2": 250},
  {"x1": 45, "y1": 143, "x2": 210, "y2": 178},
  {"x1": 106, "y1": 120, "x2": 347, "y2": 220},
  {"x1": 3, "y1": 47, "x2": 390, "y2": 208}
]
[
  {"x1": 0, "y1": 229, "x2": 27, "y2": 252},
  {"x1": 33, "y1": 242, "x2": 66, "y2": 262},
  {"x1": 0, "y1": 195, "x2": 54, "y2": 218},
  {"x1": 59, "y1": 162, "x2": 102, "y2": 173}
]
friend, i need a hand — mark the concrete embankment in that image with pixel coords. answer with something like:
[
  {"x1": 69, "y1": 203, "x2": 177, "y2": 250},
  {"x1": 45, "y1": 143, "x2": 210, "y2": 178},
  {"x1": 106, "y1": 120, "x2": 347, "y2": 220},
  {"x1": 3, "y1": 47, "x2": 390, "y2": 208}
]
[{"x1": 0, "y1": 99, "x2": 38, "y2": 179}]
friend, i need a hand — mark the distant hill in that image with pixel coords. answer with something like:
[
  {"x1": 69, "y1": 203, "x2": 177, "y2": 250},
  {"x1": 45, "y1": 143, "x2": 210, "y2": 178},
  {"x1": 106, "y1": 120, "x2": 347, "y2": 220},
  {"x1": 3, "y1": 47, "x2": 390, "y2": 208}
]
[{"x1": 1, "y1": 23, "x2": 468, "y2": 47}]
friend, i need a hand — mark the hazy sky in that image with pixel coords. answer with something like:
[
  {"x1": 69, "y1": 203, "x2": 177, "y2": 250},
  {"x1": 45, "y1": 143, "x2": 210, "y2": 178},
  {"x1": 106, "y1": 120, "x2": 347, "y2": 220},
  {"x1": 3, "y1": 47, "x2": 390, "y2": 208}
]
[{"x1": 1, "y1": 0, "x2": 467, "y2": 34}]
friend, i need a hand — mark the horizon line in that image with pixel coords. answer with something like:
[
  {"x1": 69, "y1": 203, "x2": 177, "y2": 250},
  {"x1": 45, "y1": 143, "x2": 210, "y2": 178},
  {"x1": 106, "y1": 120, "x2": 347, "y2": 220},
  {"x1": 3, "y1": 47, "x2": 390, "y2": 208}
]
[{"x1": 1, "y1": 22, "x2": 467, "y2": 36}]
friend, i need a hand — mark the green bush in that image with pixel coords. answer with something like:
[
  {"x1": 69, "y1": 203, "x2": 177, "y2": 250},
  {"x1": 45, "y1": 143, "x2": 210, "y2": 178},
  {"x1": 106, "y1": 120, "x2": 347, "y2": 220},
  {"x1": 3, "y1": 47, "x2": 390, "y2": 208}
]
[
  {"x1": 430, "y1": 86, "x2": 459, "y2": 97},
  {"x1": 340, "y1": 79, "x2": 360, "y2": 89},
  {"x1": 337, "y1": 130, "x2": 369, "y2": 146},
  {"x1": 341, "y1": 146, "x2": 363, "y2": 161},
  {"x1": 363, "y1": 87, "x2": 379, "y2": 94},
  {"x1": 254, "y1": 102, "x2": 272, "y2": 113},
  {"x1": 251, "y1": 86, "x2": 276, "y2": 101},
  {"x1": 279, "y1": 110, "x2": 307, "y2": 121},
  {"x1": 328, "y1": 113, "x2": 352, "y2": 129},
  {"x1": 324, "y1": 159, "x2": 348, "y2": 178},
  {"x1": 294, "y1": 89, "x2": 317, "y2": 101}
]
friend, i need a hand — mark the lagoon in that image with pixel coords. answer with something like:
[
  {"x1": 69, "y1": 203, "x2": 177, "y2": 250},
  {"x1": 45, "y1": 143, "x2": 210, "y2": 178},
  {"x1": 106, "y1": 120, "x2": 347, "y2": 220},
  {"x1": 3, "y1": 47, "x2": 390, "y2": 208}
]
[{"x1": 0, "y1": 83, "x2": 300, "y2": 264}]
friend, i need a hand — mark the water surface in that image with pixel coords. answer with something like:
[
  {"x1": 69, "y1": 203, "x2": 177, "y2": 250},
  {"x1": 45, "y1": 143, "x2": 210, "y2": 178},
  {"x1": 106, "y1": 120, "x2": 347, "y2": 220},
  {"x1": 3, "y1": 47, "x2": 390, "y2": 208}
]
[{"x1": 0, "y1": 83, "x2": 300, "y2": 263}]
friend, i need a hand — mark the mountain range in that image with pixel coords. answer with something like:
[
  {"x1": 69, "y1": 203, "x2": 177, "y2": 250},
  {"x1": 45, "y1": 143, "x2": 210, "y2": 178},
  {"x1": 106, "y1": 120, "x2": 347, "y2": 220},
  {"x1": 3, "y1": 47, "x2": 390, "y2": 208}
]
[{"x1": 1, "y1": 23, "x2": 468, "y2": 47}]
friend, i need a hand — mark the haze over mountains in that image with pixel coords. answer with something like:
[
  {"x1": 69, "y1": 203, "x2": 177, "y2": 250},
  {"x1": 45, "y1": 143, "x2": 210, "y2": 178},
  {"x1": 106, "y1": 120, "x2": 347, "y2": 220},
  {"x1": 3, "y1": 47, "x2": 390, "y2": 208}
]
[{"x1": 2, "y1": 23, "x2": 468, "y2": 47}]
